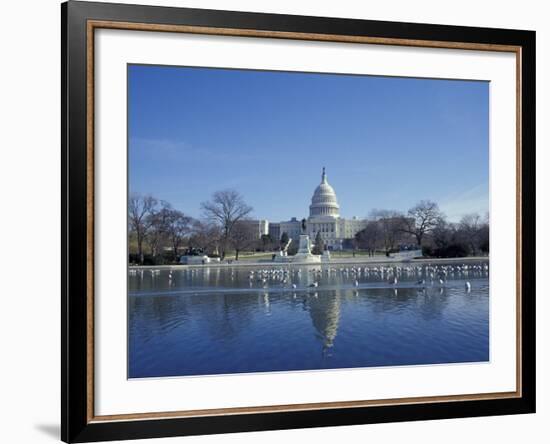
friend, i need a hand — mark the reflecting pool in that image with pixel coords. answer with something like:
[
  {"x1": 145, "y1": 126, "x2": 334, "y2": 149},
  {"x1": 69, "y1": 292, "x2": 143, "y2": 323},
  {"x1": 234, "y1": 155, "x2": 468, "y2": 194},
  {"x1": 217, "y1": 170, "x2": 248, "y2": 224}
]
[{"x1": 128, "y1": 261, "x2": 489, "y2": 378}]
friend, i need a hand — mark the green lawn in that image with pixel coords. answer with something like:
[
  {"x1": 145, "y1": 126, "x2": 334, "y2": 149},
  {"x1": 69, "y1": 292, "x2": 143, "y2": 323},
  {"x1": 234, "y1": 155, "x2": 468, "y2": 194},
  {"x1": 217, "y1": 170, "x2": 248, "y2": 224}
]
[
  {"x1": 228, "y1": 250, "x2": 385, "y2": 261},
  {"x1": 230, "y1": 251, "x2": 276, "y2": 261},
  {"x1": 329, "y1": 250, "x2": 384, "y2": 258}
]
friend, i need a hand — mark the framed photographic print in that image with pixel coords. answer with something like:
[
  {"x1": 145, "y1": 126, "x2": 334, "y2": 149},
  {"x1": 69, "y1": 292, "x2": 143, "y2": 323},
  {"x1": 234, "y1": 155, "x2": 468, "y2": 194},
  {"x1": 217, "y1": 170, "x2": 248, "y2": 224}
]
[{"x1": 61, "y1": 1, "x2": 536, "y2": 442}]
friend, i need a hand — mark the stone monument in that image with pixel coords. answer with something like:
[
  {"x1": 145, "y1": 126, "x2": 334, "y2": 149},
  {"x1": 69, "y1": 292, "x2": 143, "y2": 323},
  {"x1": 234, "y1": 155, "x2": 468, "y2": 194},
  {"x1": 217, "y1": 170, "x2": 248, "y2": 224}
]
[{"x1": 291, "y1": 219, "x2": 321, "y2": 263}]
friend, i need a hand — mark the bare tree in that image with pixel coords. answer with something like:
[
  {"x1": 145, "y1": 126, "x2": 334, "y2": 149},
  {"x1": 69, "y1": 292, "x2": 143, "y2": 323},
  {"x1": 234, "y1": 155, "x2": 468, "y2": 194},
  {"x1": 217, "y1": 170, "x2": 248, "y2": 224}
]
[
  {"x1": 188, "y1": 220, "x2": 222, "y2": 255},
  {"x1": 431, "y1": 218, "x2": 455, "y2": 251},
  {"x1": 128, "y1": 194, "x2": 157, "y2": 264},
  {"x1": 355, "y1": 220, "x2": 381, "y2": 256},
  {"x1": 146, "y1": 201, "x2": 171, "y2": 259},
  {"x1": 370, "y1": 209, "x2": 404, "y2": 256},
  {"x1": 401, "y1": 200, "x2": 443, "y2": 247},
  {"x1": 200, "y1": 189, "x2": 253, "y2": 259},
  {"x1": 260, "y1": 234, "x2": 274, "y2": 252},
  {"x1": 165, "y1": 209, "x2": 193, "y2": 261},
  {"x1": 478, "y1": 212, "x2": 490, "y2": 254},
  {"x1": 229, "y1": 220, "x2": 256, "y2": 260},
  {"x1": 459, "y1": 213, "x2": 483, "y2": 256}
]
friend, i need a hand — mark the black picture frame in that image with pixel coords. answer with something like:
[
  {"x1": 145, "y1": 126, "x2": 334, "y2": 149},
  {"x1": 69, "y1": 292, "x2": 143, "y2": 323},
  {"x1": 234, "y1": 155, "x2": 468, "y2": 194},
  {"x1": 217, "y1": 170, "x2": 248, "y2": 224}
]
[{"x1": 62, "y1": 1, "x2": 536, "y2": 442}]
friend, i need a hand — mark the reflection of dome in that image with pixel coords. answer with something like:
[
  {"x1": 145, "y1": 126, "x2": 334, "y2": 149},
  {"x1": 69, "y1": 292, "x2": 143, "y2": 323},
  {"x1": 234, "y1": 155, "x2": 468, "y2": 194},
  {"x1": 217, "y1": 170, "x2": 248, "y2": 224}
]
[
  {"x1": 308, "y1": 292, "x2": 341, "y2": 348},
  {"x1": 309, "y1": 167, "x2": 340, "y2": 218}
]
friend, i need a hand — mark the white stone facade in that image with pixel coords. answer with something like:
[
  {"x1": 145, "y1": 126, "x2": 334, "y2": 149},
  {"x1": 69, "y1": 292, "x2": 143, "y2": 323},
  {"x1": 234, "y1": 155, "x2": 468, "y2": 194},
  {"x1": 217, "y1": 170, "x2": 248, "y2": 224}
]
[
  {"x1": 309, "y1": 168, "x2": 340, "y2": 218},
  {"x1": 268, "y1": 168, "x2": 368, "y2": 250},
  {"x1": 279, "y1": 218, "x2": 301, "y2": 242},
  {"x1": 241, "y1": 219, "x2": 269, "y2": 238}
]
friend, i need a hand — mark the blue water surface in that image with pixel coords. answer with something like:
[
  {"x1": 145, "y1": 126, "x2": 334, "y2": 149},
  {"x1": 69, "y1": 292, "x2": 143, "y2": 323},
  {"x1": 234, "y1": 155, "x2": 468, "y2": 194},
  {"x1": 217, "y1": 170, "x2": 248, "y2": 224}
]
[{"x1": 128, "y1": 262, "x2": 489, "y2": 378}]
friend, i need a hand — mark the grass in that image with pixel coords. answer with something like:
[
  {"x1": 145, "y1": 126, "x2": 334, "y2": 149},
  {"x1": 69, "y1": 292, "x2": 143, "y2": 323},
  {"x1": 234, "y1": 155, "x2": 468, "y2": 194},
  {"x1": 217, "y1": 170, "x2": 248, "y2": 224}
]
[
  {"x1": 329, "y1": 250, "x2": 385, "y2": 258},
  {"x1": 230, "y1": 251, "x2": 276, "y2": 261},
  {"x1": 227, "y1": 250, "x2": 387, "y2": 261}
]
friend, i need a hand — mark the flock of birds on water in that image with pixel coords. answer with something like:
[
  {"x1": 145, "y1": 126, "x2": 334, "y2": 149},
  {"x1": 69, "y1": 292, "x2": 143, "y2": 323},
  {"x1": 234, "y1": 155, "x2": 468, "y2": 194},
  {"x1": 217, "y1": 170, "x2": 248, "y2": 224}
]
[{"x1": 129, "y1": 262, "x2": 489, "y2": 293}]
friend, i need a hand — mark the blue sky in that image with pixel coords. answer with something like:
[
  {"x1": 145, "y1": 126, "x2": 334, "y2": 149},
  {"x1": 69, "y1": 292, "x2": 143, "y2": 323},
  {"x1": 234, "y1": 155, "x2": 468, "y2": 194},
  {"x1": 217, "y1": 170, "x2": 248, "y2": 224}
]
[{"x1": 128, "y1": 65, "x2": 489, "y2": 222}]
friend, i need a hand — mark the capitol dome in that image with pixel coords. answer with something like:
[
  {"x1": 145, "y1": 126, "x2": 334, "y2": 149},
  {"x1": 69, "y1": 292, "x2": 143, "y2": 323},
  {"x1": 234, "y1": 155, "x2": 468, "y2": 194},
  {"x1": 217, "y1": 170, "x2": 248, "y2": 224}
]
[{"x1": 309, "y1": 167, "x2": 340, "y2": 218}]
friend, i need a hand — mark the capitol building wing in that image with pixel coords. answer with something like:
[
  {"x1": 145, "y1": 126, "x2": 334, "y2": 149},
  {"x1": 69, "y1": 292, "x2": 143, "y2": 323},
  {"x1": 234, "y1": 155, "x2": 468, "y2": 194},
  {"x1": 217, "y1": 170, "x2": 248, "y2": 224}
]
[{"x1": 267, "y1": 168, "x2": 368, "y2": 250}]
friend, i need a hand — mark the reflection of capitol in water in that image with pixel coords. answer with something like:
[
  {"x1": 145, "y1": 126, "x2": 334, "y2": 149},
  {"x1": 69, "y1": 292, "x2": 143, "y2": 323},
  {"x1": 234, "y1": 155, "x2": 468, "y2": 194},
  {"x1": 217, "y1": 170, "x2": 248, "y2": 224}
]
[
  {"x1": 307, "y1": 291, "x2": 342, "y2": 349},
  {"x1": 129, "y1": 265, "x2": 490, "y2": 378},
  {"x1": 261, "y1": 290, "x2": 342, "y2": 349}
]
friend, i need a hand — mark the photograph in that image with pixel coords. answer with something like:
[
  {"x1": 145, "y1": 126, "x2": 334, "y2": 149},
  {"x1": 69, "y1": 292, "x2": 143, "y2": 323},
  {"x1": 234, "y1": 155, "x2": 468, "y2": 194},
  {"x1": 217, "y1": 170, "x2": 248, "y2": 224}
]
[{"x1": 127, "y1": 64, "x2": 490, "y2": 379}]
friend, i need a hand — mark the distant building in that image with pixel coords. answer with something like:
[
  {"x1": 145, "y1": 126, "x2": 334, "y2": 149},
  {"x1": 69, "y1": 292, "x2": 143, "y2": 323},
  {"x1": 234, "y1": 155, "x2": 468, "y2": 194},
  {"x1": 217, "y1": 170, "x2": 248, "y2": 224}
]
[
  {"x1": 265, "y1": 168, "x2": 368, "y2": 250},
  {"x1": 268, "y1": 219, "x2": 301, "y2": 243},
  {"x1": 268, "y1": 222, "x2": 280, "y2": 241},
  {"x1": 305, "y1": 168, "x2": 368, "y2": 249},
  {"x1": 241, "y1": 219, "x2": 269, "y2": 239},
  {"x1": 279, "y1": 217, "x2": 302, "y2": 242}
]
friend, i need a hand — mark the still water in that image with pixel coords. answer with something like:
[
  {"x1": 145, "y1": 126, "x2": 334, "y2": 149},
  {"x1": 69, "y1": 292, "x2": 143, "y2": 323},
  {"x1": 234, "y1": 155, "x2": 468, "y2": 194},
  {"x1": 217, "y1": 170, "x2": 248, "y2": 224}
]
[{"x1": 128, "y1": 261, "x2": 489, "y2": 378}]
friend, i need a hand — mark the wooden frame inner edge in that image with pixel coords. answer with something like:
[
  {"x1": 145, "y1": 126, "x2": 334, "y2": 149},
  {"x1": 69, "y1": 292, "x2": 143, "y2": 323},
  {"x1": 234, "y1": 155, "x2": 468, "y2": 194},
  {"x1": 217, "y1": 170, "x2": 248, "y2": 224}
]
[{"x1": 85, "y1": 19, "x2": 523, "y2": 423}]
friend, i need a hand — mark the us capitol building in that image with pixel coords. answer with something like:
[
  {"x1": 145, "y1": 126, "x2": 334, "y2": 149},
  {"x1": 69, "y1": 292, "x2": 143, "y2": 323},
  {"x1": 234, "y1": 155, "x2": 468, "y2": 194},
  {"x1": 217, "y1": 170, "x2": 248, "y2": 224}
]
[{"x1": 250, "y1": 168, "x2": 368, "y2": 250}]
